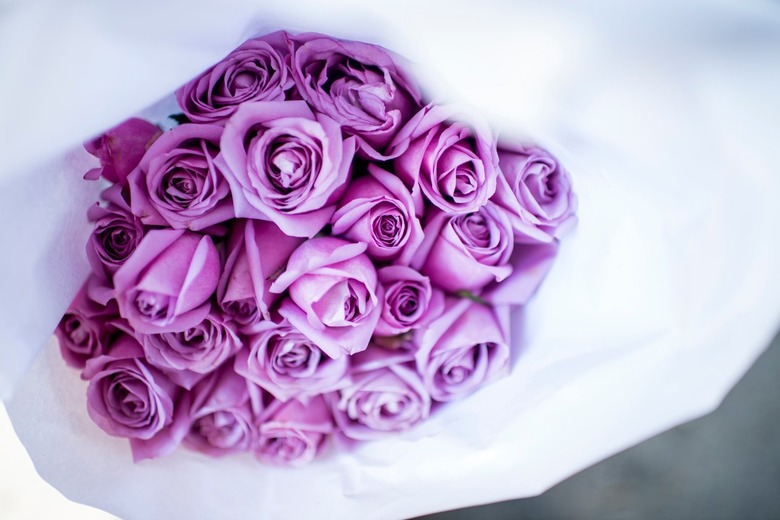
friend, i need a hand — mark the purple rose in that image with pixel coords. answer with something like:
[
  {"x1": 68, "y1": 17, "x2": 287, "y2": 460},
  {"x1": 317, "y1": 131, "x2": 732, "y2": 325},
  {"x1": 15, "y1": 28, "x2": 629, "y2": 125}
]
[
  {"x1": 494, "y1": 144, "x2": 577, "y2": 242},
  {"x1": 288, "y1": 32, "x2": 422, "y2": 158},
  {"x1": 84, "y1": 117, "x2": 161, "y2": 186},
  {"x1": 330, "y1": 346, "x2": 430, "y2": 440},
  {"x1": 270, "y1": 238, "x2": 382, "y2": 359},
  {"x1": 113, "y1": 229, "x2": 220, "y2": 334},
  {"x1": 389, "y1": 104, "x2": 499, "y2": 215},
  {"x1": 183, "y1": 366, "x2": 256, "y2": 457},
  {"x1": 128, "y1": 123, "x2": 234, "y2": 230},
  {"x1": 141, "y1": 313, "x2": 241, "y2": 389},
  {"x1": 217, "y1": 100, "x2": 356, "y2": 237},
  {"x1": 255, "y1": 396, "x2": 333, "y2": 466},
  {"x1": 235, "y1": 319, "x2": 349, "y2": 401},
  {"x1": 413, "y1": 202, "x2": 514, "y2": 292},
  {"x1": 55, "y1": 284, "x2": 119, "y2": 370},
  {"x1": 83, "y1": 333, "x2": 190, "y2": 461},
  {"x1": 87, "y1": 185, "x2": 145, "y2": 283},
  {"x1": 330, "y1": 164, "x2": 423, "y2": 264},
  {"x1": 176, "y1": 31, "x2": 294, "y2": 123},
  {"x1": 374, "y1": 266, "x2": 444, "y2": 337},
  {"x1": 415, "y1": 299, "x2": 510, "y2": 402},
  {"x1": 217, "y1": 219, "x2": 304, "y2": 326}
]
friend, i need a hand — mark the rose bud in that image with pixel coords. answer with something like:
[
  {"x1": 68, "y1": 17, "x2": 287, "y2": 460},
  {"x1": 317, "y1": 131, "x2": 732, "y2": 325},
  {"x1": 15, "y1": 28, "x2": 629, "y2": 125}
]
[
  {"x1": 177, "y1": 31, "x2": 294, "y2": 124},
  {"x1": 413, "y1": 202, "x2": 514, "y2": 293},
  {"x1": 217, "y1": 219, "x2": 304, "y2": 326},
  {"x1": 288, "y1": 32, "x2": 422, "y2": 158},
  {"x1": 415, "y1": 299, "x2": 510, "y2": 402},
  {"x1": 140, "y1": 313, "x2": 242, "y2": 389},
  {"x1": 255, "y1": 396, "x2": 333, "y2": 466},
  {"x1": 128, "y1": 123, "x2": 234, "y2": 231},
  {"x1": 84, "y1": 118, "x2": 161, "y2": 187},
  {"x1": 55, "y1": 283, "x2": 120, "y2": 370},
  {"x1": 389, "y1": 104, "x2": 499, "y2": 215},
  {"x1": 87, "y1": 185, "x2": 145, "y2": 280},
  {"x1": 329, "y1": 346, "x2": 430, "y2": 440},
  {"x1": 270, "y1": 238, "x2": 382, "y2": 359},
  {"x1": 113, "y1": 229, "x2": 220, "y2": 334},
  {"x1": 235, "y1": 319, "x2": 349, "y2": 402},
  {"x1": 217, "y1": 100, "x2": 356, "y2": 238},
  {"x1": 183, "y1": 366, "x2": 256, "y2": 457},
  {"x1": 493, "y1": 144, "x2": 578, "y2": 242},
  {"x1": 374, "y1": 266, "x2": 444, "y2": 336},
  {"x1": 83, "y1": 333, "x2": 190, "y2": 461},
  {"x1": 330, "y1": 164, "x2": 423, "y2": 264}
]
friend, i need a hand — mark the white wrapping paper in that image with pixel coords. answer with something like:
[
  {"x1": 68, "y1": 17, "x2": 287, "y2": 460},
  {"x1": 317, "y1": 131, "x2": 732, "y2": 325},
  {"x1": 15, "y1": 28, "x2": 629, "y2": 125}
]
[{"x1": 2, "y1": 1, "x2": 780, "y2": 518}]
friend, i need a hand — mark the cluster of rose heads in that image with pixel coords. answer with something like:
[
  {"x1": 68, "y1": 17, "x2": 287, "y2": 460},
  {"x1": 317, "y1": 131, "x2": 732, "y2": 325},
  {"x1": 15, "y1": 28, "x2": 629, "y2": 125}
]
[{"x1": 56, "y1": 31, "x2": 577, "y2": 466}]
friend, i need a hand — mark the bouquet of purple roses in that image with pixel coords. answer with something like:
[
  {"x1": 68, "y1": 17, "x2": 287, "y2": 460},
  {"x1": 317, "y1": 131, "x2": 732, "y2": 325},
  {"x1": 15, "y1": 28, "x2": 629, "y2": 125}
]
[{"x1": 55, "y1": 30, "x2": 576, "y2": 465}]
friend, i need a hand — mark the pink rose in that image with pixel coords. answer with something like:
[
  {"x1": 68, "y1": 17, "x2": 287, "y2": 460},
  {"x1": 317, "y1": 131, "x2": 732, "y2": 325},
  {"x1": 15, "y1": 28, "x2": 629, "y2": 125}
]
[
  {"x1": 55, "y1": 284, "x2": 120, "y2": 370},
  {"x1": 255, "y1": 396, "x2": 333, "y2": 466},
  {"x1": 415, "y1": 299, "x2": 510, "y2": 402},
  {"x1": 113, "y1": 229, "x2": 220, "y2": 334},
  {"x1": 330, "y1": 164, "x2": 423, "y2": 264},
  {"x1": 234, "y1": 318, "x2": 349, "y2": 401},
  {"x1": 217, "y1": 100, "x2": 356, "y2": 237},
  {"x1": 217, "y1": 219, "x2": 303, "y2": 326},
  {"x1": 374, "y1": 266, "x2": 444, "y2": 337},
  {"x1": 176, "y1": 32, "x2": 294, "y2": 123},
  {"x1": 83, "y1": 333, "x2": 190, "y2": 461},
  {"x1": 389, "y1": 104, "x2": 499, "y2": 215},
  {"x1": 87, "y1": 185, "x2": 145, "y2": 278},
  {"x1": 413, "y1": 202, "x2": 514, "y2": 292},
  {"x1": 128, "y1": 123, "x2": 234, "y2": 230},
  {"x1": 84, "y1": 117, "x2": 161, "y2": 186},
  {"x1": 270, "y1": 238, "x2": 382, "y2": 359}
]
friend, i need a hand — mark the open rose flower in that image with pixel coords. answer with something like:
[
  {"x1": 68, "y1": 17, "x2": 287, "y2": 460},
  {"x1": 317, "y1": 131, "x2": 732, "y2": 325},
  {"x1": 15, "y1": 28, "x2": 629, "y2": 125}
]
[
  {"x1": 140, "y1": 313, "x2": 241, "y2": 389},
  {"x1": 494, "y1": 144, "x2": 577, "y2": 242},
  {"x1": 87, "y1": 185, "x2": 145, "y2": 280},
  {"x1": 177, "y1": 31, "x2": 294, "y2": 123},
  {"x1": 128, "y1": 123, "x2": 233, "y2": 230},
  {"x1": 183, "y1": 366, "x2": 256, "y2": 457},
  {"x1": 415, "y1": 299, "x2": 510, "y2": 402},
  {"x1": 255, "y1": 396, "x2": 333, "y2": 466},
  {"x1": 330, "y1": 164, "x2": 423, "y2": 264},
  {"x1": 374, "y1": 266, "x2": 444, "y2": 336},
  {"x1": 330, "y1": 346, "x2": 430, "y2": 440},
  {"x1": 113, "y1": 229, "x2": 220, "y2": 334},
  {"x1": 83, "y1": 333, "x2": 190, "y2": 461},
  {"x1": 217, "y1": 100, "x2": 356, "y2": 237},
  {"x1": 217, "y1": 219, "x2": 303, "y2": 326},
  {"x1": 270, "y1": 238, "x2": 381, "y2": 359},
  {"x1": 413, "y1": 202, "x2": 514, "y2": 292},
  {"x1": 84, "y1": 117, "x2": 161, "y2": 186},
  {"x1": 235, "y1": 319, "x2": 349, "y2": 401},
  {"x1": 288, "y1": 32, "x2": 422, "y2": 158},
  {"x1": 389, "y1": 104, "x2": 499, "y2": 215},
  {"x1": 55, "y1": 284, "x2": 120, "y2": 370}
]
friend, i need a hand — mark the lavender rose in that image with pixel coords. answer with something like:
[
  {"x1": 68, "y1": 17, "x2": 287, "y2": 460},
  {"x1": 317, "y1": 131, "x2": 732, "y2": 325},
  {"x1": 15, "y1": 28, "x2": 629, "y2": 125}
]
[
  {"x1": 218, "y1": 100, "x2": 356, "y2": 237},
  {"x1": 55, "y1": 284, "x2": 119, "y2": 370},
  {"x1": 113, "y1": 229, "x2": 220, "y2": 334},
  {"x1": 255, "y1": 396, "x2": 333, "y2": 466},
  {"x1": 330, "y1": 164, "x2": 423, "y2": 264},
  {"x1": 141, "y1": 313, "x2": 241, "y2": 389},
  {"x1": 415, "y1": 299, "x2": 510, "y2": 402},
  {"x1": 177, "y1": 32, "x2": 294, "y2": 123},
  {"x1": 128, "y1": 123, "x2": 234, "y2": 230},
  {"x1": 494, "y1": 144, "x2": 577, "y2": 242},
  {"x1": 217, "y1": 219, "x2": 303, "y2": 326},
  {"x1": 183, "y1": 366, "x2": 255, "y2": 457},
  {"x1": 374, "y1": 266, "x2": 444, "y2": 337},
  {"x1": 235, "y1": 319, "x2": 349, "y2": 401},
  {"x1": 330, "y1": 346, "x2": 430, "y2": 440},
  {"x1": 84, "y1": 117, "x2": 161, "y2": 186},
  {"x1": 389, "y1": 104, "x2": 499, "y2": 215},
  {"x1": 270, "y1": 238, "x2": 382, "y2": 359},
  {"x1": 83, "y1": 333, "x2": 190, "y2": 461}
]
